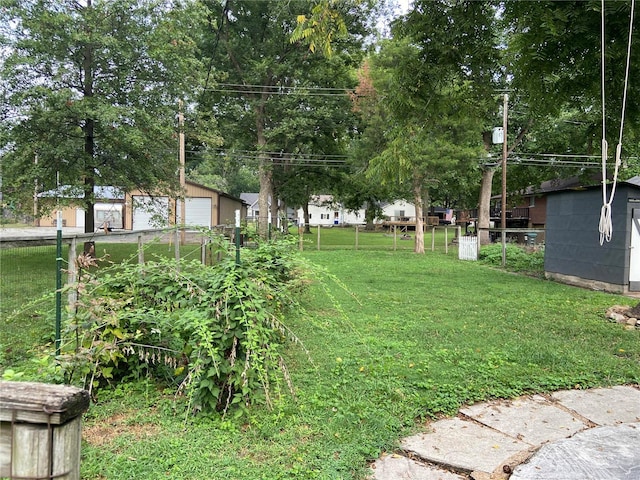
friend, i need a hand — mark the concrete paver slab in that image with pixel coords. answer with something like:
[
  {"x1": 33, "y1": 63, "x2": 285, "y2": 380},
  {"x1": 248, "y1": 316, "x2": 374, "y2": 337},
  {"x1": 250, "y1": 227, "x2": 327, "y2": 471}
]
[
  {"x1": 460, "y1": 395, "x2": 587, "y2": 446},
  {"x1": 552, "y1": 386, "x2": 640, "y2": 425},
  {"x1": 510, "y1": 424, "x2": 640, "y2": 480},
  {"x1": 372, "y1": 454, "x2": 466, "y2": 480},
  {"x1": 401, "y1": 417, "x2": 529, "y2": 474}
]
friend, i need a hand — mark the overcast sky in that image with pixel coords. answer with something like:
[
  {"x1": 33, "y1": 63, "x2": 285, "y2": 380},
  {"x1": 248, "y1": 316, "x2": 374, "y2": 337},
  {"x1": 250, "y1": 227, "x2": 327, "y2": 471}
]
[{"x1": 398, "y1": 0, "x2": 411, "y2": 14}]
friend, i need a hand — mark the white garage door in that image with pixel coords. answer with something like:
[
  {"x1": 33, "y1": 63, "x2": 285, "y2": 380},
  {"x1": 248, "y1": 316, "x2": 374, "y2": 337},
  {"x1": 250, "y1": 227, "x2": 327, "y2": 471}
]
[
  {"x1": 132, "y1": 196, "x2": 169, "y2": 230},
  {"x1": 177, "y1": 197, "x2": 212, "y2": 228}
]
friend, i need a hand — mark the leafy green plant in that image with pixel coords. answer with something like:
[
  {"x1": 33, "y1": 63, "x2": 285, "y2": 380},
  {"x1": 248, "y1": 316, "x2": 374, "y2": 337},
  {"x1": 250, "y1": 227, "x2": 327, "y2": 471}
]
[
  {"x1": 478, "y1": 243, "x2": 545, "y2": 275},
  {"x1": 56, "y1": 237, "x2": 310, "y2": 415}
]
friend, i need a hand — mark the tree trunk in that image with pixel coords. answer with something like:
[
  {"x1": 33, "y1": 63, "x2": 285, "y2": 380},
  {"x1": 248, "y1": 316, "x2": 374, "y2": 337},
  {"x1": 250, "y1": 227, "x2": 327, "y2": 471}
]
[
  {"x1": 413, "y1": 174, "x2": 425, "y2": 254},
  {"x1": 364, "y1": 203, "x2": 375, "y2": 231},
  {"x1": 303, "y1": 202, "x2": 311, "y2": 234},
  {"x1": 269, "y1": 191, "x2": 278, "y2": 233},
  {"x1": 477, "y1": 166, "x2": 496, "y2": 245},
  {"x1": 82, "y1": 3, "x2": 95, "y2": 255}
]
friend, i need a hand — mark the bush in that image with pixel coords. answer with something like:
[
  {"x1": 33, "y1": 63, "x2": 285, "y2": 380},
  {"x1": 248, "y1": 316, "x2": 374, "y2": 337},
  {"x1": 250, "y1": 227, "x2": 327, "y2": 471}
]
[
  {"x1": 58, "y1": 237, "x2": 308, "y2": 415},
  {"x1": 478, "y1": 243, "x2": 545, "y2": 276}
]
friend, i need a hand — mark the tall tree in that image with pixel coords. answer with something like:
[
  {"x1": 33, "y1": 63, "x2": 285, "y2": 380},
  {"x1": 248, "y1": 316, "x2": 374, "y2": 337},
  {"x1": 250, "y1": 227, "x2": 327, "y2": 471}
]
[
  {"x1": 503, "y1": 0, "x2": 640, "y2": 172},
  {"x1": 363, "y1": 1, "x2": 500, "y2": 253},
  {"x1": 199, "y1": 0, "x2": 374, "y2": 238},
  {"x1": 0, "y1": 0, "x2": 205, "y2": 240}
]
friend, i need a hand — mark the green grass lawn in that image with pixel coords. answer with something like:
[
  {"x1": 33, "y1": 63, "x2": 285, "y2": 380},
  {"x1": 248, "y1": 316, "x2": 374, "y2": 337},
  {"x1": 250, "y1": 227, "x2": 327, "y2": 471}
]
[{"x1": 1, "y1": 237, "x2": 639, "y2": 479}]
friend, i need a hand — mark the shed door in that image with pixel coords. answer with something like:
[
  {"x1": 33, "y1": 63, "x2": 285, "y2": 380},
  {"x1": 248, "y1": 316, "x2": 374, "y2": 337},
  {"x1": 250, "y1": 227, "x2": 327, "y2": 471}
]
[
  {"x1": 631, "y1": 208, "x2": 640, "y2": 291},
  {"x1": 132, "y1": 196, "x2": 169, "y2": 230}
]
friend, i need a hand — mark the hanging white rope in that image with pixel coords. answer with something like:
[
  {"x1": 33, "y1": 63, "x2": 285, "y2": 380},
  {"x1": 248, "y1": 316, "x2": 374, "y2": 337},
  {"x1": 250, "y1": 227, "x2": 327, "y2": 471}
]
[{"x1": 599, "y1": 0, "x2": 635, "y2": 244}]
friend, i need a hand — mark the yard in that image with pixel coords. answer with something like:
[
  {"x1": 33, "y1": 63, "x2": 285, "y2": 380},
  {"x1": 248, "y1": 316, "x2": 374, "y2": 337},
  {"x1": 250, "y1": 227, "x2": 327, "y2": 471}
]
[{"x1": 1, "y1": 230, "x2": 639, "y2": 479}]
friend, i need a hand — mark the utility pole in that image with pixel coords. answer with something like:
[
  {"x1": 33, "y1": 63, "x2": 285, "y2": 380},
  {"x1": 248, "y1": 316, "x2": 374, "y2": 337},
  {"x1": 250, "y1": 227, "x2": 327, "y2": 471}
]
[
  {"x1": 501, "y1": 94, "x2": 509, "y2": 266},
  {"x1": 179, "y1": 100, "x2": 186, "y2": 244}
]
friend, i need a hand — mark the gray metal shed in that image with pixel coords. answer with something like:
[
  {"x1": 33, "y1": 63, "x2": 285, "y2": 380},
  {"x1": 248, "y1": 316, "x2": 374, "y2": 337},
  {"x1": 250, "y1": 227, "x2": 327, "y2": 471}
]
[{"x1": 544, "y1": 176, "x2": 640, "y2": 293}]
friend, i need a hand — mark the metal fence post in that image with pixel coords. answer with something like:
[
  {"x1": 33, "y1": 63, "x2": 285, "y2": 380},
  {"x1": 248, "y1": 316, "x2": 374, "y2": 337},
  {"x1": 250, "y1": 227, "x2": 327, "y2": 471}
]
[
  {"x1": 55, "y1": 211, "x2": 62, "y2": 357},
  {"x1": 67, "y1": 237, "x2": 77, "y2": 315}
]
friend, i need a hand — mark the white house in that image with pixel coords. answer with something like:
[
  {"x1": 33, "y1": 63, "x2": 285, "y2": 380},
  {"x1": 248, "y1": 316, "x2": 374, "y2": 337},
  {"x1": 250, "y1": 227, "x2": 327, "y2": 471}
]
[
  {"x1": 297, "y1": 195, "x2": 366, "y2": 226},
  {"x1": 240, "y1": 193, "x2": 263, "y2": 221},
  {"x1": 379, "y1": 200, "x2": 416, "y2": 222}
]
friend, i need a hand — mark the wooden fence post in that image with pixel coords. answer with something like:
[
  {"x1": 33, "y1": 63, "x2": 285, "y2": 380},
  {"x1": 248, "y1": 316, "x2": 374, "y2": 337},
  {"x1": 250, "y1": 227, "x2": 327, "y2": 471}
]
[
  {"x1": 445, "y1": 227, "x2": 448, "y2": 254},
  {"x1": 393, "y1": 225, "x2": 397, "y2": 251},
  {"x1": 174, "y1": 229, "x2": 180, "y2": 263},
  {"x1": 317, "y1": 225, "x2": 321, "y2": 251},
  {"x1": 137, "y1": 234, "x2": 144, "y2": 265},
  {"x1": 355, "y1": 225, "x2": 359, "y2": 251},
  {"x1": 431, "y1": 227, "x2": 436, "y2": 252},
  {"x1": 0, "y1": 381, "x2": 90, "y2": 480}
]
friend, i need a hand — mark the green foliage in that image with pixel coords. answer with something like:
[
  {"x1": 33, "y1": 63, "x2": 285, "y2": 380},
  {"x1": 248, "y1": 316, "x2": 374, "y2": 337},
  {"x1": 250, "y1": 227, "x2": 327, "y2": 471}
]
[
  {"x1": 478, "y1": 243, "x2": 545, "y2": 276},
  {"x1": 0, "y1": 0, "x2": 207, "y2": 224},
  {"x1": 290, "y1": 1, "x2": 348, "y2": 57},
  {"x1": 57, "y1": 237, "x2": 309, "y2": 415}
]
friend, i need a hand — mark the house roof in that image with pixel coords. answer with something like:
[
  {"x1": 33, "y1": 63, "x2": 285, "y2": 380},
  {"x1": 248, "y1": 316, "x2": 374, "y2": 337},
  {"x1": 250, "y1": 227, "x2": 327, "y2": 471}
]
[
  {"x1": 625, "y1": 175, "x2": 640, "y2": 187},
  {"x1": 240, "y1": 193, "x2": 261, "y2": 208},
  {"x1": 39, "y1": 182, "x2": 247, "y2": 204},
  {"x1": 524, "y1": 175, "x2": 640, "y2": 196},
  {"x1": 187, "y1": 181, "x2": 246, "y2": 204}
]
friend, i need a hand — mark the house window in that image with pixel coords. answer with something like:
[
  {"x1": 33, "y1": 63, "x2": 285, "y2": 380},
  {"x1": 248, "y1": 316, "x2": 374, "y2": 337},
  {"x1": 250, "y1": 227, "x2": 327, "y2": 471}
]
[
  {"x1": 320, "y1": 213, "x2": 329, "y2": 220},
  {"x1": 334, "y1": 211, "x2": 339, "y2": 219},
  {"x1": 309, "y1": 214, "x2": 313, "y2": 219},
  {"x1": 529, "y1": 196, "x2": 535, "y2": 207}
]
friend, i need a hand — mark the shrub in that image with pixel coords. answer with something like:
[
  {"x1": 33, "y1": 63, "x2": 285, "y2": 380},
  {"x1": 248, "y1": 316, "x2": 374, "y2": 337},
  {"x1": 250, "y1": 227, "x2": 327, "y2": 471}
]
[
  {"x1": 58, "y1": 237, "x2": 308, "y2": 415},
  {"x1": 478, "y1": 243, "x2": 545, "y2": 276}
]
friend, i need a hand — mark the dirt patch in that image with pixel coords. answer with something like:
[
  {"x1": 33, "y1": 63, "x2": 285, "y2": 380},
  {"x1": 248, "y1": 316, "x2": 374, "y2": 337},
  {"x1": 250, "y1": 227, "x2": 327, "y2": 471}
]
[{"x1": 83, "y1": 412, "x2": 160, "y2": 447}]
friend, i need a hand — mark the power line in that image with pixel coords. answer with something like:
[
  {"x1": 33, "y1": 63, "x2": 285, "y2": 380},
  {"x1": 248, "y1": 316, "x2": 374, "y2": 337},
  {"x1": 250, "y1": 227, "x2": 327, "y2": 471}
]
[
  {"x1": 204, "y1": 87, "x2": 354, "y2": 97},
  {"x1": 216, "y1": 82, "x2": 352, "y2": 92},
  {"x1": 183, "y1": 149, "x2": 349, "y2": 167}
]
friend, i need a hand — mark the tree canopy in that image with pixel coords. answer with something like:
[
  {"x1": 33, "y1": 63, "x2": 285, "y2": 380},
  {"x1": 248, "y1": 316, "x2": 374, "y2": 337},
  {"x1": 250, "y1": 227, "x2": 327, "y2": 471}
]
[
  {"x1": 196, "y1": 0, "x2": 375, "y2": 237},
  {"x1": 357, "y1": 0, "x2": 500, "y2": 253},
  {"x1": 2, "y1": 0, "x2": 639, "y2": 239},
  {"x1": 0, "y1": 0, "x2": 205, "y2": 232}
]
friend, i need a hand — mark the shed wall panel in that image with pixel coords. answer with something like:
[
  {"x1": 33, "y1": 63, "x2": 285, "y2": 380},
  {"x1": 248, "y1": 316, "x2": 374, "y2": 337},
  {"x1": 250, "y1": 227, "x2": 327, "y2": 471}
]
[{"x1": 544, "y1": 186, "x2": 635, "y2": 289}]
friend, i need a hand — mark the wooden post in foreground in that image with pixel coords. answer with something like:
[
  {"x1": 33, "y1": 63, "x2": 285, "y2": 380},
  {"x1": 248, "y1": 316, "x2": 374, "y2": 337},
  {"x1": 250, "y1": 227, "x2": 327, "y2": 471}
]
[
  {"x1": 445, "y1": 227, "x2": 448, "y2": 254},
  {"x1": 431, "y1": 227, "x2": 436, "y2": 252},
  {"x1": 0, "y1": 381, "x2": 90, "y2": 480},
  {"x1": 393, "y1": 225, "x2": 397, "y2": 251}
]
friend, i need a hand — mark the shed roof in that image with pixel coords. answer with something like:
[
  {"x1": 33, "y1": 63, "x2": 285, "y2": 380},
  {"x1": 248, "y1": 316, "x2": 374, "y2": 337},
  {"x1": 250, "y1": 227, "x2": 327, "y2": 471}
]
[{"x1": 525, "y1": 175, "x2": 640, "y2": 196}]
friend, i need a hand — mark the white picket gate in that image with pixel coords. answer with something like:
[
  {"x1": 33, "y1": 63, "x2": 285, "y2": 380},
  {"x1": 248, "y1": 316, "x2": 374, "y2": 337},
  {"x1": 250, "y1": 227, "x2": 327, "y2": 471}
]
[{"x1": 458, "y1": 236, "x2": 478, "y2": 261}]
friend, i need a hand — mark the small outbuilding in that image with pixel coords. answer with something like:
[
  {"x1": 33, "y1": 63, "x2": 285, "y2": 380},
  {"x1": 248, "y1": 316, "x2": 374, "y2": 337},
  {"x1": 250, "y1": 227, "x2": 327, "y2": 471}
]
[
  {"x1": 125, "y1": 181, "x2": 246, "y2": 230},
  {"x1": 544, "y1": 176, "x2": 640, "y2": 294}
]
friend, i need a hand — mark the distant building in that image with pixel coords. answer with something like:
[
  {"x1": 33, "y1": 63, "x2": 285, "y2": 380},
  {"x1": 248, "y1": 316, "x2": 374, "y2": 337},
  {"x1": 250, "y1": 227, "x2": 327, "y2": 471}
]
[
  {"x1": 38, "y1": 182, "x2": 246, "y2": 231},
  {"x1": 297, "y1": 195, "x2": 366, "y2": 226}
]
